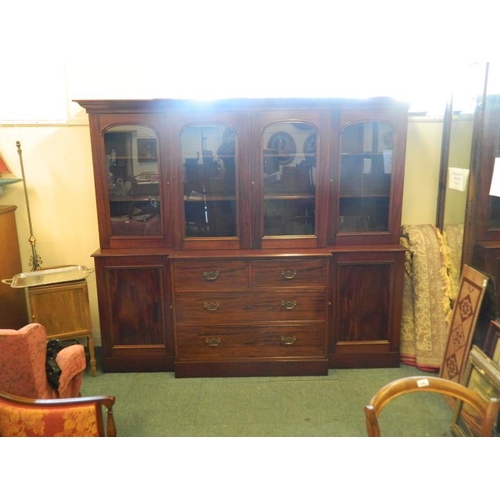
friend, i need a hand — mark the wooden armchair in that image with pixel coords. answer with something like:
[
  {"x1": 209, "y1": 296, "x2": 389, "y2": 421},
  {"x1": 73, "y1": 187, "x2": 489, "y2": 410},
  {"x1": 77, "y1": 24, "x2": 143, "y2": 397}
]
[
  {"x1": 0, "y1": 391, "x2": 116, "y2": 437},
  {"x1": 365, "y1": 375, "x2": 500, "y2": 437},
  {"x1": 0, "y1": 323, "x2": 86, "y2": 399}
]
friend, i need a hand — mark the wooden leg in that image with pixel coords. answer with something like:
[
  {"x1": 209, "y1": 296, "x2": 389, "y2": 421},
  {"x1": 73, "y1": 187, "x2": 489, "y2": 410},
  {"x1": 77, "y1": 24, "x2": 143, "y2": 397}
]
[{"x1": 87, "y1": 334, "x2": 97, "y2": 377}]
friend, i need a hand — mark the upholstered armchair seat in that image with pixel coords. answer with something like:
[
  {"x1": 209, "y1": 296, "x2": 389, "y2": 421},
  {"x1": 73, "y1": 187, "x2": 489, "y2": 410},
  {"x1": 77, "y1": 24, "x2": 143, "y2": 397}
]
[{"x1": 0, "y1": 323, "x2": 86, "y2": 399}]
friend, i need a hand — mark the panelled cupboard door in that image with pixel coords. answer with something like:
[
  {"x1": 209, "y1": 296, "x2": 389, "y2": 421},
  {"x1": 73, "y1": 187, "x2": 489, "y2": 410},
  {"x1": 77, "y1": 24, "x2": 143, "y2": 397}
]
[
  {"x1": 93, "y1": 253, "x2": 173, "y2": 372},
  {"x1": 330, "y1": 248, "x2": 405, "y2": 368}
]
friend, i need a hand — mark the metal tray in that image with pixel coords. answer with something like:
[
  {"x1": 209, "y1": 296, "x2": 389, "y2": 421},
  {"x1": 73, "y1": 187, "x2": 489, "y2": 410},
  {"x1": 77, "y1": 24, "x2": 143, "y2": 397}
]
[{"x1": 1, "y1": 265, "x2": 94, "y2": 288}]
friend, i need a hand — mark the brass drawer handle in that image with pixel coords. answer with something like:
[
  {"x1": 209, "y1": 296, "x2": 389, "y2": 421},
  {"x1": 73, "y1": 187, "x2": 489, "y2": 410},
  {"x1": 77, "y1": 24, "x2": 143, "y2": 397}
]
[
  {"x1": 281, "y1": 336, "x2": 297, "y2": 346},
  {"x1": 204, "y1": 302, "x2": 220, "y2": 312},
  {"x1": 281, "y1": 270, "x2": 297, "y2": 280},
  {"x1": 205, "y1": 338, "x2": 221, "y2": 347},
  {"x1": 281, "y1": 300, "x2": 297, "y2": 310},
  {"x1": 203, "y1": 271, "x2": 220, "y2": 281}
]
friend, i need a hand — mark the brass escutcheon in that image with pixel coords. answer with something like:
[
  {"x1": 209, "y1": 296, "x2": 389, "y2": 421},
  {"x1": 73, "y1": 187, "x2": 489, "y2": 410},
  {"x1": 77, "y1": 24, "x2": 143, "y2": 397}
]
[
  {"x1": 204, "y1": 302, "x2": 220, "y2": 312},
  {"x1": 281, "y1": 270, "x2": 297, "y2": 280},
  {"x1": 203, "y1": 271, "x2": 220, "y2": 281},
  {"x1": 205, "y1": 338, "x2": 221, "y2": 347}
]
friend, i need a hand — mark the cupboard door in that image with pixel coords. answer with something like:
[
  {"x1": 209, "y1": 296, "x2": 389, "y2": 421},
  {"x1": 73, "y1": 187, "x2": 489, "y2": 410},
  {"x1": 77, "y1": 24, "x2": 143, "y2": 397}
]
[
  {"x1": 94, "y1": 254, "x2": 173, "y2": 372},
  {"x1": 330, "y1": 249, "x2": 404, "y2": 368}
]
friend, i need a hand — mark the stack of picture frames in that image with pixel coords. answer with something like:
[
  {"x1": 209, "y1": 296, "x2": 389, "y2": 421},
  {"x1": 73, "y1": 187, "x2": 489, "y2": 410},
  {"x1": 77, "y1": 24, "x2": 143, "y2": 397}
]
[{"x1": 439, "y1": 264, "x2": 500, "y2": 436}]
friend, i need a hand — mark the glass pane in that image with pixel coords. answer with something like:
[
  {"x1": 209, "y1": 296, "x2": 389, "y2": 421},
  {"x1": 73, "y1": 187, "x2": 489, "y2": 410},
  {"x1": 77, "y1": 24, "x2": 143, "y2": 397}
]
[
  {"x1": 262, "y1": 122, "x2": 316, "y2": 236},
  {"x1": 339, "y1": 121, "x2": 393, "y2": 233},
  {"x1": 104, "y1": 125, "x2": 161, "y2": 237},
  {"x1": 182, "y1": 125, "x2": 237, "y2": 237},
  {"x1": 489, "y1": 95, "x2": 500, "y2": 229}
]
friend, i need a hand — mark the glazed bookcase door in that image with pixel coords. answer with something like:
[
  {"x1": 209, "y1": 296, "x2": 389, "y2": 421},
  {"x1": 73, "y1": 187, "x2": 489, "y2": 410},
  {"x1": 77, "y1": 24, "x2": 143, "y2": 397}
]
[
  {"x1": 89, "y1": 113, "x2": 170, "y2": 249},
  {"x1": 256, "y1": 110, "x2": 328, "y2": 250},
  {"x1": 173, "y1": 113, "x2": 250, "y2": 250},
  {"x1": 333, "y1": 106, "x2": 408, "y2": 246},
  {"x1": 476, "y1": 95, "x2": 500, "y2": 240}
]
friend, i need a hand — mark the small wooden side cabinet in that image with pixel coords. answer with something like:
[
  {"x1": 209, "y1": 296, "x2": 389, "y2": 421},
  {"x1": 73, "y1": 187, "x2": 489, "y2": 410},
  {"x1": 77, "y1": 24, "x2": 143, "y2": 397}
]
[{"x1": 28, "y1": 279, "x2": 97, "y2": 376}]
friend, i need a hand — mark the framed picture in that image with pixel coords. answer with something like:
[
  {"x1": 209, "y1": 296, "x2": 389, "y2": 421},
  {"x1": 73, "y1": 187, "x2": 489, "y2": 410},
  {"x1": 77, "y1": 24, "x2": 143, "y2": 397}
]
[
  {"x1": 484, "y1": 319, "x2": 500, "y2": 365},
  {"x1": 267, "y1": 131, "x2": 296, "y2": 165},
  {"x1": 137, "y1": 138, "x2": 157, "y2": 162},
  {"x1": 451, "y1": 345, "x2": 500, "y2": 437}
]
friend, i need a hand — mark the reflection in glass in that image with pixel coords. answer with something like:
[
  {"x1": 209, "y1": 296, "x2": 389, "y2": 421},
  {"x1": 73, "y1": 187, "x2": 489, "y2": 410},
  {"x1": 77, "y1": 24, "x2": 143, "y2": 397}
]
[
  {"x1": 339, "y1": 121, "x2": 394, "y2": 233},
  {"x1": 489, "y1": 95, "x2": 500, "y2": 229},
  {"x1": 262, "y1": 122, "x2": 317, "y2": 236},
  {"x1": 182, "y1": 125, "x2": 237, "y2": 237},
  {"x1": 104, "y1": 125, "x2": 161, "y2": 237}
]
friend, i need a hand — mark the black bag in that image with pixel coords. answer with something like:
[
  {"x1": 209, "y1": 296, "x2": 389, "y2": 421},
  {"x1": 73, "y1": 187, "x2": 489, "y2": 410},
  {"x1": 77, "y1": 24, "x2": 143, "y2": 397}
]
[{"x1": 45, "y1": 339, "x2": 80, "y2": 389}]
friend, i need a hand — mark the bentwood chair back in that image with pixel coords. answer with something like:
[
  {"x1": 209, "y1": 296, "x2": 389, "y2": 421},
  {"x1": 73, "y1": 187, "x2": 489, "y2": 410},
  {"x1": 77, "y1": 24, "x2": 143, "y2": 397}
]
[{"x1": 365, "y1": 375, "x2": 499, "y2": 437}]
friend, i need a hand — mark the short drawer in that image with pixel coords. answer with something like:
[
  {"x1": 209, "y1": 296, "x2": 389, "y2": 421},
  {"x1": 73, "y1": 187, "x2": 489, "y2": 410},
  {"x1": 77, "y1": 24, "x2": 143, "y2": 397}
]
[
  {"x1": 251, "y1": 258, "x2": 328, "y2": 288},
  {"x1": 174, "y1": 291, "x2": 327, "y2": 324},
  {"x1": 175, "y1": 323, "x2": 326, "y2": 360},
  {"x1": 173, "y1": 260, "x2": 249, "y2": 291}
]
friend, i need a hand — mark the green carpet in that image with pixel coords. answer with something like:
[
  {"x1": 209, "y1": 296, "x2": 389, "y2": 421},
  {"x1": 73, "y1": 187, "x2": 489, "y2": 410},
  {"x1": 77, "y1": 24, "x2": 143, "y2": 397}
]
[{"x1": 81, "y1": 353, "x2": 455, "y2": 437}]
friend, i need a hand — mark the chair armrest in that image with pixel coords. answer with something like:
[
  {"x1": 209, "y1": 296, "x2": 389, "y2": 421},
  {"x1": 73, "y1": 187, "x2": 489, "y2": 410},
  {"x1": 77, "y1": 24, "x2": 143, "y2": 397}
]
[{"x1": 55, "y1": 344, "x2": 86, "y2": 398}]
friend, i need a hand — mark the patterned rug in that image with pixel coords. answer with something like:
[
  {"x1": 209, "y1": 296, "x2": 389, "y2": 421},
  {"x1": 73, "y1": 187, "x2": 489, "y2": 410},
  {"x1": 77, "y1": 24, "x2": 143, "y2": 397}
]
[{"x1": 400, "y1": 224, "x2": 455, "y2": 371}]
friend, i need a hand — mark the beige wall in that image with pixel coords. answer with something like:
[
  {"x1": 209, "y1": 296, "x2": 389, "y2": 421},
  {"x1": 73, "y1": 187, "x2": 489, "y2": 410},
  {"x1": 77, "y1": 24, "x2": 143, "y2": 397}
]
[
  {"x1": 0, "y1": 121, "x2": 100, "y2": 339},
  {"x1": 402, "y1": 117, "x2": 444, "y2": 225},
  {"x1": 0, "y1": 111, "x2": 447, "y2": 345}
]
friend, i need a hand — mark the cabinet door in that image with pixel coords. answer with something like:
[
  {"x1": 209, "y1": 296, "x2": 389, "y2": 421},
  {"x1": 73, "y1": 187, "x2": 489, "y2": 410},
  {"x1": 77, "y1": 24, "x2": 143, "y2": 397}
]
[
  {"x1": 173, "y1": 112, "x2": 250, "y2": 250},
  {"x1": 94, "y1": 254, "x2": 173, "y2": 372},
  {"x1": 334, "y1": 105, "x2": 408, "y2": 245},
  {"x1": 330, "y1": 249, "x2": 404, "y2": 367},
  {"x1": 28, "y1": 280, "x2": 91, "y2": 337},
  {"x1": 255, "y1": 110, "x2": 328, "y2": 250},
  {"x1": 89, "y1": 114, "x2": 170, "y2": 249},
  {"x1": 473, "y1": 95, "x2": 500, "y2": 241}
]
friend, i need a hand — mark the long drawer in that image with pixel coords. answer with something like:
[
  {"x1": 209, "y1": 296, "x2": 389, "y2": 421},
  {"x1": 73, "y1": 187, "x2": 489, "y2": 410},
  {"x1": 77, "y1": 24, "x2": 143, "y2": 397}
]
[
  {"x1": 176, "y1": 323, "x2": 326, "y2": 360},
  {"x1": 175, "y1": 291, "x2": 327, "y2": 324}
]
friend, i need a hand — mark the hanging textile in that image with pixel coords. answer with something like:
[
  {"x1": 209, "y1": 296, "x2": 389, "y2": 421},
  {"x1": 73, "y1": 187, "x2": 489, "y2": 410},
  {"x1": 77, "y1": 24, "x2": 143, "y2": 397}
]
[{"x1": 400, "y1": 224, "x2": 456, "y2": 371}]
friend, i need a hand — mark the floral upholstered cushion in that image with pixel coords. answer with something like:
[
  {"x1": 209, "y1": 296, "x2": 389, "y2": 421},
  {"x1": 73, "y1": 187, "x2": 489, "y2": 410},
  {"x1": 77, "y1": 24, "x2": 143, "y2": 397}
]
[{"x1": 0, "y1": 399, "x2": 100, "y2": 437}]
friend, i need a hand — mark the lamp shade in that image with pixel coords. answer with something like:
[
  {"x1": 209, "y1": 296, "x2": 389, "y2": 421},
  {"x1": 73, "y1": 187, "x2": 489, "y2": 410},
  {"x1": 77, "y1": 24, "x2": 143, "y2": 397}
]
[
  {"x1": 0, "y1": 154, "x2": 11, "y2": 173},
  {"x1": 0, "y1": 153, "x2": 22, "y2": 193}
]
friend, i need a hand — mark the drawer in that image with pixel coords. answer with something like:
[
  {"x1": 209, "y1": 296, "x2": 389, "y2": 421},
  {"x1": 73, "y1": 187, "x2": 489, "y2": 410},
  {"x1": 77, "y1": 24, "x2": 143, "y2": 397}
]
[
  {"x1": 174, "y1": 291, "x2": 327, "y2": 324},
  {"x1": 175, "y1": 323, "x2": 326, "y2": 360},
  {"x1": 251, "y1": 258, "x2": 328, "y2": 288},
  {"x1": 173, "y1": 260, "x2": 249, "y2": 291}
]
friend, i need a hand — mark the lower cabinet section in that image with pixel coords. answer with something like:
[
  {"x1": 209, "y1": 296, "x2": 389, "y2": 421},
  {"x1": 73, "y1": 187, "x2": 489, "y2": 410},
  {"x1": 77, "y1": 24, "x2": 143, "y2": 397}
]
[
  {"x1": 329, "y1": 247, "x2": 405, "y2": 368},
  {"x1": 93, "y1": 248, "x2": 405, "y2": 375}
]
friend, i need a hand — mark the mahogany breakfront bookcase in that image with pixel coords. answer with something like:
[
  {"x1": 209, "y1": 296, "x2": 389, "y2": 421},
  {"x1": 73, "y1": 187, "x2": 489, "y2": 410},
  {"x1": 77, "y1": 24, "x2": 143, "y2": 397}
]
[{"x1": 76, "y1": 97, "x2": 408, "y2": 377}]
